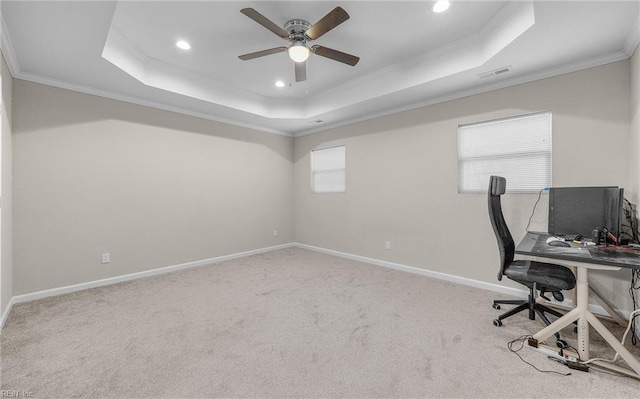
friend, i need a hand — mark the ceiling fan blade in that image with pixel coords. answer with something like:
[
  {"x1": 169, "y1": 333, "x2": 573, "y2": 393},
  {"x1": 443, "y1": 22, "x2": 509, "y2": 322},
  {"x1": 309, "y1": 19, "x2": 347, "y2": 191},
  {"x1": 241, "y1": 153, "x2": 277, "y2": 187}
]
[
  {"x1": 239, "y1": 47, "x2": 287, "y2": 61},
  {"x1": 295, "y1": 61, "x2": 307, "y2": 82},
  {"x1": 305, "y1": 6, "x2": 350, "y2": 40},
  {"x1": 240, "y1": 8, "x2": 290, "y2": 39},
  {"x1": 311, "y1": 45, "x2": 359, "y2": 66}
]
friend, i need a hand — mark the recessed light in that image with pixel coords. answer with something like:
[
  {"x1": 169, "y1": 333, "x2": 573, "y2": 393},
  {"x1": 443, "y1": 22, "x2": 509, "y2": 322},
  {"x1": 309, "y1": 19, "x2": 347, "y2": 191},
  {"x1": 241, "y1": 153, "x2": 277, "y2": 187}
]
[
  {"x1": 176, "y1": 40, "x2": 191, "y2": 50},
  {"x1": 275, "y1": 80, "x2": 285, "y2": 88},
  {"x1": 433, "y1": 0, "x2": 450, "y2": 13}
]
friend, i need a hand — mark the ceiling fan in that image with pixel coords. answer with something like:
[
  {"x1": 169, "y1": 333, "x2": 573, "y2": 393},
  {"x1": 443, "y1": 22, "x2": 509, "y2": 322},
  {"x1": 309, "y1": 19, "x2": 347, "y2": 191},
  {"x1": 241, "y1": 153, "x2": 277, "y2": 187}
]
[{"x1": 238, "y1": 6, "x2": 360, "y2": 82}]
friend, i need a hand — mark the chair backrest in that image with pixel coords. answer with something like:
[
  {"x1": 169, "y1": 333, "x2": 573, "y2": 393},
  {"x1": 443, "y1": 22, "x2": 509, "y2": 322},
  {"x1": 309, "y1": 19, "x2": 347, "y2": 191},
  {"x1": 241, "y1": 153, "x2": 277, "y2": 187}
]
[{"x1": 487, "y1": 176, "x2": 515, "y2": 281}]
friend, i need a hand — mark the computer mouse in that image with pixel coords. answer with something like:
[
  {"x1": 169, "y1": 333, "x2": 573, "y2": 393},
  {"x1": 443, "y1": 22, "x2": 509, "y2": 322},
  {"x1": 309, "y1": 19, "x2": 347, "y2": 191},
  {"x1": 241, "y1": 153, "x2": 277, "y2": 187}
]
[{"x1": 548, "y1": 240, "x2": 570, "y2": 247}]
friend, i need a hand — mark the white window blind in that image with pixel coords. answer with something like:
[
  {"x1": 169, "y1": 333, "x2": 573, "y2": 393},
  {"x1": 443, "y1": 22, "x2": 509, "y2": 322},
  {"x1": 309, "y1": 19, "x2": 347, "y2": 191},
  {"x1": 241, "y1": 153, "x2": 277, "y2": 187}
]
[
  {"x1": 311, "y1": 146, "x2": 346, "y2": 193},
  {"x1": 458, "y1": 111, "x2": 551, "y2": 193}
]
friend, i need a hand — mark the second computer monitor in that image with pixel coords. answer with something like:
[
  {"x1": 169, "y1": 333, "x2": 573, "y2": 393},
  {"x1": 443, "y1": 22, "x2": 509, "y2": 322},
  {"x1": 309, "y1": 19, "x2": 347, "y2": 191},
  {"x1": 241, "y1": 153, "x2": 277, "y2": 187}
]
[{"x1": 548, "y1": 186, "x2": 624, "y2": 240}]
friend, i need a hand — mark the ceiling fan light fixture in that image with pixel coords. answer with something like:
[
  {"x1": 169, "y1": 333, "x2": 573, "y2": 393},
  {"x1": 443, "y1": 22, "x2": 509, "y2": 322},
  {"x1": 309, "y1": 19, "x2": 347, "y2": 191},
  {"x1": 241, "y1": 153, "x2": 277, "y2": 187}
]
[
  {"x1": 288, "y1": 44, "x2": 310, "y2": 63},
  {"x1": 433, "y1": 1, "x2": 450, "y2": 13}
]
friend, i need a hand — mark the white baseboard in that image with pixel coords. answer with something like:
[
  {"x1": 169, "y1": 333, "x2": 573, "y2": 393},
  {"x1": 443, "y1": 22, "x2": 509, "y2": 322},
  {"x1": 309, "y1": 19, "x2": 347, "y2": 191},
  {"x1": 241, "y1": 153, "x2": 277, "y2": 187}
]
[
  {"x1": 292, "y1": 242, "x2": 623, "y2": 320},
  {"x1": 1, "y1": 241, "x2": 630, "y2": 331},
  {"x1": 0, "y1": 243, "x2": 294, "y2": 330},
  {"x1": 0, "y1": 296, "x2": 18, "y2": 331},
  {"x1": 292, "y1": 242, "x2": 528, "y2": 298}
]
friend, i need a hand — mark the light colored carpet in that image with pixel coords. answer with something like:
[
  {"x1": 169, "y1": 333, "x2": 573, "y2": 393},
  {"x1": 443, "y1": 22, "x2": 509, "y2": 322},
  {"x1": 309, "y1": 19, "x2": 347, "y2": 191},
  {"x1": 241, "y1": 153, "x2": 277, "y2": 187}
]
[{"x1": 1, "y1": 247, "x2": 639, "y2": 398}]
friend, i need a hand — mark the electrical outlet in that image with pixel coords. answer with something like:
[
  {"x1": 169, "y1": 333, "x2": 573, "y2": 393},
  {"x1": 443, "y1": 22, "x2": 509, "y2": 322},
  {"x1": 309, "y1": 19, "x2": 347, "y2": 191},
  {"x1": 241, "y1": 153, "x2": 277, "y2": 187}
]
[
  {"x1": 385, "y1": 241, "x2": 391, "y2": 250},
  {"x1": 101, "y1": 253, "x2": 110, "y2": 264},
  {"x1": 273, "y1": 230, "x2": 278, "y2": 237}
]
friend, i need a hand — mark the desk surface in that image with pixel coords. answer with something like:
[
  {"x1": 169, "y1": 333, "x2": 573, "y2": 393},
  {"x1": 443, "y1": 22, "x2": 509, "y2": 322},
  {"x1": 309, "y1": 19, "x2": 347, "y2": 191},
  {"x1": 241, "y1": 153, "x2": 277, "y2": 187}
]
[{"x1": 516, "y1": 232, "x2": 640, "y2": 270}]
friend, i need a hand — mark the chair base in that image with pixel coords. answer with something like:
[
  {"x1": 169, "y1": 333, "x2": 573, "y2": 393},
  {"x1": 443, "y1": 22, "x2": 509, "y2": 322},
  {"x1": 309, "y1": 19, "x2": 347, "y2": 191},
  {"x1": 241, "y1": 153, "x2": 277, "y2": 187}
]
[{"x1": 492, "y1": 289, "x2": 571, "y2": 346}]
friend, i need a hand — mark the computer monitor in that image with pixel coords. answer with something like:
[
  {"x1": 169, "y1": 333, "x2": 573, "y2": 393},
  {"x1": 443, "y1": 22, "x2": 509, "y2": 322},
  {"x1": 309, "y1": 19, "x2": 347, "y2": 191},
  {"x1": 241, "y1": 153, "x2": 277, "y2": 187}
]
[{"x1": 548, "y1": 186, "x2": 624, "y2": 241}]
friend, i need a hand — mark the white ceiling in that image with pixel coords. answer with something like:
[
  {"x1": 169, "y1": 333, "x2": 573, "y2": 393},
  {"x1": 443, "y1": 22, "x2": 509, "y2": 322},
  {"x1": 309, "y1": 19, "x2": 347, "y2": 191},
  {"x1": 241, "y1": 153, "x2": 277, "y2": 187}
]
[{"x1": 2, "y1": 1, "x2": 639, "y2": 136}]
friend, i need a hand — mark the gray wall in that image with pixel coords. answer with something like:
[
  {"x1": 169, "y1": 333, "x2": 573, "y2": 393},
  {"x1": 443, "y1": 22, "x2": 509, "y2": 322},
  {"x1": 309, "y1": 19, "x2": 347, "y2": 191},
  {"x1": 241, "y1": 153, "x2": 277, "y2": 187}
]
[
  {"x1": 631, "y1": 46, "x2": 640, "y2": 216},
  {"x1": 8, "y1": 58, "x2": 638, "y2": 317},
  {"x1": 293, "y1": 60, "x2": 634, "y2": 312},
  {"x1": 1, "y1": 53, "x2": 13, "y2": 313},
  {"x1": 12, "y1": 80, "x2": 293, "y2": 295},
  {"x1": 630, "y1": 45, "x2": 640, "y2": 327}
]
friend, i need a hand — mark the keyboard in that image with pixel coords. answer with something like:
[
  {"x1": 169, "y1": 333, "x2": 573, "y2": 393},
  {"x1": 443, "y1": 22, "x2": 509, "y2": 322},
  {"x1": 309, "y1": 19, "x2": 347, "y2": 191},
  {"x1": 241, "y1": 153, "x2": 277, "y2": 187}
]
[{"x1": 563, "y1": 233, "x2": 582, "y2": 241}]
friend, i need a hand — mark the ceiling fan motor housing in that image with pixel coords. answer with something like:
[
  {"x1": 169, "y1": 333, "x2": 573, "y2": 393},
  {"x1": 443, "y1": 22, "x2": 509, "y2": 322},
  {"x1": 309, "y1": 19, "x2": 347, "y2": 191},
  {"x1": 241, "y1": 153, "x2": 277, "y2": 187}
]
[{"x1": 285, "y1": 19, "x2": 312, "y2": 44}]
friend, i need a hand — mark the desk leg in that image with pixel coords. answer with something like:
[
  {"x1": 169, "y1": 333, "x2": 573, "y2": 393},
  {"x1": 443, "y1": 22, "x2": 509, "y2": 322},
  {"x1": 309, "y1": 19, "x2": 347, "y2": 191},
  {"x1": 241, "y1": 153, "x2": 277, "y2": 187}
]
[
  {"x1": 586, "y1": 312, "x2": 640, "y2": 375},
  {"x1": 533, "y1": 268, "x2": 640, "y2": 377},
  {"x1": 571, "y1": 266, "x2": 577, "y2": 309},
  {"x1": 533, "y1": 307, "x2": 580, "y2": 342},
  {"x1": 571, "y1": 266, "x2": 626, "y2": 327},
  {"x1": 576, "y1": 267, "x2": 590, "y2": 359}
]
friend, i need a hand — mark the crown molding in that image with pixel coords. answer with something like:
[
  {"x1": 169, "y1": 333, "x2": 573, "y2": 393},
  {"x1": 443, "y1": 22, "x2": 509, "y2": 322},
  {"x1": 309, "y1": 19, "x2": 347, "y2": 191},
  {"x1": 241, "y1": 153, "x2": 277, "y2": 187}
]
[
  {"x1": 624, "y1": 11, "x2": 640, "y2": 56},
  {"x1": 4, "y1": 48, "x2": 631, "y2": 140},
  {"x1": 0, "y1": 14, "x2": 19, "y2": 77},
  {"x1": 295, "y1": 50, "x2": 630, "y2": 137},
  {"x1": 12, "y1": 69, "x2": 294, "y2": 136}
]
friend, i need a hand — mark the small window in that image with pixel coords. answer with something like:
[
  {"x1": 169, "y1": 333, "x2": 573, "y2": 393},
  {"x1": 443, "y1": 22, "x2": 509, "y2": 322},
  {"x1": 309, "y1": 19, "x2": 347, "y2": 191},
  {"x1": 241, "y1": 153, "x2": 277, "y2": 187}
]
[
  {"x1": 458, "y1": 111, "x2": 551, "y2": 193},
  {"x1": 311, "y1": 146, "x2": 346, "y2": 193}
]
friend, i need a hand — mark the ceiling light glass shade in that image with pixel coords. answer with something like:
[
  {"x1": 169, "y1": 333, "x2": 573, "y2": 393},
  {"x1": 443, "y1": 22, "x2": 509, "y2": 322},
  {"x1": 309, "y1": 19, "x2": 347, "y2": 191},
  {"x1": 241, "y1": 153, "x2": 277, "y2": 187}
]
[
  {"x1": 288, "y1": 44, "x2": 310, "y2": 62},
  {"x1": 433, "y1": 1, "x2": 450, "y2": 13}
]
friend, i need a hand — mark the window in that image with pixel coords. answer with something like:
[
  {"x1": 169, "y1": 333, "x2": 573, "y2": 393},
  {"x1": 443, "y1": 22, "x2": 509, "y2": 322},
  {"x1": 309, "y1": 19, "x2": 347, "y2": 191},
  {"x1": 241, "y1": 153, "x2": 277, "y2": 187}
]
[
  {"x1": 311, "y1": 146, "x2": 346, "y2": 193},
  {"x1": 457, "y1": 111, "x2": 551, "y2": 193}
]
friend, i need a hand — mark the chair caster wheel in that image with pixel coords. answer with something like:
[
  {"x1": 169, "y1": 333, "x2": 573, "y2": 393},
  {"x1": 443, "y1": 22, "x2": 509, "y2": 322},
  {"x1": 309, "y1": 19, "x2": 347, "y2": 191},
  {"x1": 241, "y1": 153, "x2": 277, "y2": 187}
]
[
  {"x1": 492, "y1": 303, "x2": 501, "y2": 310},
  {"x1": 493, "y1": 319, "x2": 502, "y2": 327},
  {"x1": 556, "y1": 339, "x2": 568, "y2": 349}
]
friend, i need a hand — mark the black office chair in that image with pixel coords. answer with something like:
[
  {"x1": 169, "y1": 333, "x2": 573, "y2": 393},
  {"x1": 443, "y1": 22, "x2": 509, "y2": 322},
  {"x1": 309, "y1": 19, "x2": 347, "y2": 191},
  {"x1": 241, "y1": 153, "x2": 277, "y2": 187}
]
[{"x1": 488, "y1": 176, "x2": 576, "y2": 344}]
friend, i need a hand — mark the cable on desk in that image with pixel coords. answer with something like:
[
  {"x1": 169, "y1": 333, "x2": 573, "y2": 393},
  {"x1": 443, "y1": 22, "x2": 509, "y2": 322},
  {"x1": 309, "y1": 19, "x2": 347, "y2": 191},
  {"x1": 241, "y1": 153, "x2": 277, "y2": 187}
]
[
  {"x1": 622, "y1": 198, "x2": 640, "y2": 345},
  {"x1": 525, "y1": 188, "x2": 545, "y2": 233},
  {"x1": 630, "y1": 270, "x2": 640, "y2": 345},
  {"x1": 507, "y1": 335, "x2": 571, "y2": 377},
  {"x1": 621, "y1": 198, "x2": 639, "y2": 243}
]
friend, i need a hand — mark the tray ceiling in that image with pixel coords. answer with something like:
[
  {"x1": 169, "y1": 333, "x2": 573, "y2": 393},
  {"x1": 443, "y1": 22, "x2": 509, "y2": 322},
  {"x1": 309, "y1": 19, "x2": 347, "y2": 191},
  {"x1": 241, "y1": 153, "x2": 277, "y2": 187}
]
[{"x1": 2, "y1": 1, "x2": 639, "y2": 136}]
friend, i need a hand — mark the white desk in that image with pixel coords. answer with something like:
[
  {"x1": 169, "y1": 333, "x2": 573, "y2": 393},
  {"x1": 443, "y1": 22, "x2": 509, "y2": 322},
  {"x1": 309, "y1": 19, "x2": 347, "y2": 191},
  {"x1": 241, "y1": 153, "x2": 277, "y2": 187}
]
[{"x1": 516, "y1": 232, "x2": 640, "y2": 378}]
